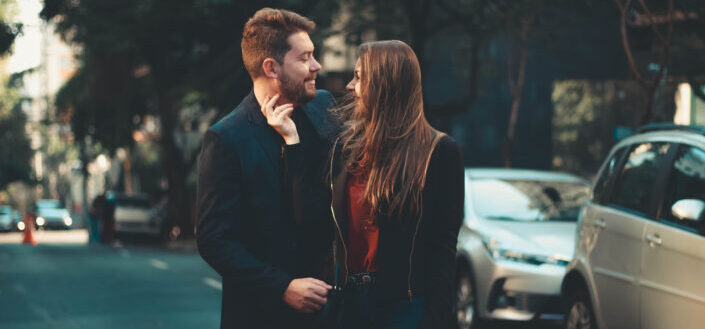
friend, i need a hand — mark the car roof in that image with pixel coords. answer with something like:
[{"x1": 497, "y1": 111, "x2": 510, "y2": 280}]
[
  {"x1": 615, "y1": 129, "x2": 705, "y2": 150},
  {"x1": 465, "y1": 168, "x2": 589, "y2": 184}
]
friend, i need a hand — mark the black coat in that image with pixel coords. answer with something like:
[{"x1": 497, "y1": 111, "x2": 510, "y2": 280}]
[
  {"x1": 285, "y1": 134, "x2": 465, "y2": 329},
  {"x1": 196, "y1": 90, "x2": 337, "y2": 329}
]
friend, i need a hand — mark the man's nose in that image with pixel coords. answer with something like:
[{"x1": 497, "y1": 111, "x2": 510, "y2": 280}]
[{"x1": 310, "y1": 57, "x2": 322, "y2": 72}]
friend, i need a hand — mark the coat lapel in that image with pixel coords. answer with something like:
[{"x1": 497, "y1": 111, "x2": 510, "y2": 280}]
[{"x1": 243, "y1": 91, "x2": 283, "y2": 170}]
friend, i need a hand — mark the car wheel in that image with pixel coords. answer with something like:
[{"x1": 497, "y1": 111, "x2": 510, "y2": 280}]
[
  {"x1": 565, "y1": 289, "x2": 595, "y2": 329},
  {"x1": 457, "y1": 263, "x2": 480, "y2": 329}
]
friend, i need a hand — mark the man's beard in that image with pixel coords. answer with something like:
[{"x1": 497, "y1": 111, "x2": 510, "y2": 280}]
[{"x1": 279, "y1": 71, "x2": 317, "y2": 104}]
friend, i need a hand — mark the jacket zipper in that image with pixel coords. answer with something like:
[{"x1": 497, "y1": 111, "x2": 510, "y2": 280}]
[
  {"x1": 408, "y1": 208, "x2": 422, "y2": 302},
  {"x1": 329, "y1": 140, "x2": 349, "y2": 287}
]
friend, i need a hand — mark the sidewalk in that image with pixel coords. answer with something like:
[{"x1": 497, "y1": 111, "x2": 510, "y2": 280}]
[{"x1": 0, "y1": 229, "x2": 89, "y2": 244}]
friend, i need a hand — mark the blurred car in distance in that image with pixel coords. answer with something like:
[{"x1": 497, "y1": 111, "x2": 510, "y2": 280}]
[
  {"x1": 456, "y1": 168, "x2": 591, "y2": 329},
  {"x1": 108, "y1": 193, "x2": 167, "y2": 239},
  {"x1": 35, "y1": 199, "x2": 73, "y2": 230},
  {"x1": 0, "y1": 205, "x2": 23, "y2": 232}
]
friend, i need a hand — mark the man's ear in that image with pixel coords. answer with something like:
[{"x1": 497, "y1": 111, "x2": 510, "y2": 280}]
[{"x1": 262, "y1": 58, "x2": 279, "y2": 79}]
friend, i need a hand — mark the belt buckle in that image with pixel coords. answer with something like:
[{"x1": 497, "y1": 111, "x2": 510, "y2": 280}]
[{"x1": 361, "y1": 274, "x2": 371, "y2": 284}]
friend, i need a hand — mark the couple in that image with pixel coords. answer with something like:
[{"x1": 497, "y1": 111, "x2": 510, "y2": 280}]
[{"x1": 196, "y1": 8, "x2": 464, "y2": 329}]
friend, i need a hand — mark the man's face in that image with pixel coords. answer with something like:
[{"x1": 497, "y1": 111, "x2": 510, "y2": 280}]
[{"x1": 278, "y1": 31, "x2": 321, "y2": 105}]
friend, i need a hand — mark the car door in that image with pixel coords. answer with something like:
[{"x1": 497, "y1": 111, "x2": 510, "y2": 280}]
[
  {"x1": 586, "y1": 141, "x2": 673, "y2": 329},
  {"x1": 640, "y1": 143, "x2": 705, "y2": 329}
]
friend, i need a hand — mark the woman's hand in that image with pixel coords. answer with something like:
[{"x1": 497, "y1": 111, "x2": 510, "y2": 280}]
[{"x1": 261, "y1": 94, "x2": 300, "y2": 145}]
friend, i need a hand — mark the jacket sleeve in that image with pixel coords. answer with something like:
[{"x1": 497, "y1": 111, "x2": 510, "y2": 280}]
[
  {"x1": 196, "y1": 130, "x2": 292, "y2": 309},
  {"x1": 420, "y1": 137, "x2": 465, "y2": 329}
]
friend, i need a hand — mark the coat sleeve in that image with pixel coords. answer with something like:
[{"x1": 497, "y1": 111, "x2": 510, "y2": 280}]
[
  {"x1": 196, "y1": 130, "x2": 292, "y2": 309},
  {"x1": 420, "y1": 137, "x2": 465, "y2": 329}
]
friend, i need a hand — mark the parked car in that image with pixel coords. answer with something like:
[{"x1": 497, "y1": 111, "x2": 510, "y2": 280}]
[
  {"x1": 109, "y1": 193, "x2": 166, "y2": 238},
  {"x1": 0, "y1": 205, "x2": 22, "y2": 232},
  {"x1": 561, "y1": 124, "x2": 705, "y2": 329},
  {"x1": 456, "y1": 168, "x2": 591, "y2": 328},
  {"x1": 35, "y1": 199, "x2": 73, "y2": 230}
]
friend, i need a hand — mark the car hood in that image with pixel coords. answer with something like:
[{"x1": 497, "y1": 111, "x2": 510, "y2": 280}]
[{"x1": 470, "y1": 219, "x2": 577, "y2": 259}]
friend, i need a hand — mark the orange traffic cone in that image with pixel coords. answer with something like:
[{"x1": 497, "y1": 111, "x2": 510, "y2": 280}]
[{"x1": 22, "y1": 215, "x2": 37, "y2": 246}]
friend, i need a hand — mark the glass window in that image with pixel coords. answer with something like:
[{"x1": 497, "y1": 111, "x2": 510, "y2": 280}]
[
  {"x1": 471, "y1": 179, "x2": 591, "y2": 222},
  {"x1": 608, "y1": 142, "x2": 673, "y2": 216},
  {"x1": 594, "y1": 147, "x2": 626, "y2": 204},
  {"x1": 659, "y1": 145, "x2": 705, "y2": 231}
]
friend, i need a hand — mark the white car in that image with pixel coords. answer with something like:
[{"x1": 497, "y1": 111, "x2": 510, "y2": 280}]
[
  {"x1": 562, "y1": 125, "x2": 705, "y2": 329},
  {"x1": 456, "y1": 168, "x2": 591, "y2": 328},
  {"x1": 35, "y1": 199, "x2": 73, "y2": 230},
  {"x1": 110, "y1": 194, "x2": 165, "y2": 238}
]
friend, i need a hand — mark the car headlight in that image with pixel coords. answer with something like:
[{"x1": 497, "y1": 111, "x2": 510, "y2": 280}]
[
  {"x1": 36, "y1": 217, "x2": 45, "y2": 226},
  {"x1": 63, "y1": 216, "x2": 73, "y2": 226},
  {"x1": 17, "y1": 221, "x2": 25, "y2": 230},
  {"x1": 482, "y1": 237, "x2": 570, "y2": 266}
]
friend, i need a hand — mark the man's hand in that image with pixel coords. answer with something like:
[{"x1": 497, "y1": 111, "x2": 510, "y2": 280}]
[
  {"x1": 261, "y1": 94, "x2": 300, "y2": 145},
  {"x1": 283, "y1": 278, "x2": 332, "y2": 313}
]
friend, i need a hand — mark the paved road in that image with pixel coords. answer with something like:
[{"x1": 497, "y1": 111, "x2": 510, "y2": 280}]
[
  {"x1": 0, "y1": 231, "x2": 562, "y2": 329},
  {"x1": 0, "y1": 233, "x2": 221, "y2": 329}
]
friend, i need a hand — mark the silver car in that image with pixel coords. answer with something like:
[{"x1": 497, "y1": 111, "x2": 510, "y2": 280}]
[
  {"x1": 456, "y1": 168, "x2": 591, "y2": 328},
  {"x1": 562, "y1": 125, "x2": 705, "y2": 329}
]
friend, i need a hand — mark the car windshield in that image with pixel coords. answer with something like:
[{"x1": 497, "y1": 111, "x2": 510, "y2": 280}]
[
  {"x1": 37, "y1": 200, "x2": 61, "y2": 209},
  {"x1": 0, "y1": 206, "x2": 9, "y2": 214},
  {"x1": 470, "y1": 178, "x2": 590, "y2": 222}
]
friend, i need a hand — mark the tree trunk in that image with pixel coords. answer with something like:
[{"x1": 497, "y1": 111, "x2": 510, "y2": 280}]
[
  {"x1": 502, "y1": 14, "x2": 532, "y2": 168},
  {"x1": 157, "y1": 95, "x2": 193, "y2": 239}
]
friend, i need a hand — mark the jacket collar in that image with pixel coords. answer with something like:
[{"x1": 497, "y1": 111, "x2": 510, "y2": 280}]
[{"x1": 244, "y1": 89, "x2": 337, "y2": 142}]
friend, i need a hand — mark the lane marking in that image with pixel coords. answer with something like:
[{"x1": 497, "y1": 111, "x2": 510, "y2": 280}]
[
  {"x1": 149, "y1": 258, "x2": 169, "y2": 270},
  {"x1": 203, "y1": 277, "x2": 222, "y2": 291}
]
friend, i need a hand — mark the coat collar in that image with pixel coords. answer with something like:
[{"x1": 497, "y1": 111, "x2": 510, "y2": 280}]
[{"x1": 244, "y1": 89, "x2": 338, "y2": 142}]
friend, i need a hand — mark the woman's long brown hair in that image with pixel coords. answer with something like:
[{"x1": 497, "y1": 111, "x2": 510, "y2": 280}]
[{"x1": 334, "y1": 40, "x2": 443, "y2": 222}]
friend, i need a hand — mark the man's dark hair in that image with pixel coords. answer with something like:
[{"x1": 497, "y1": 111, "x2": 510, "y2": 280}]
[{"x1": 241, "y1": 8, "x2": 315, "y2": 79}]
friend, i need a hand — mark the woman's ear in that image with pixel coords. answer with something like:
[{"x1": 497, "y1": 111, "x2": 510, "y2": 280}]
[{"x1": 262, "y1": 58, "x2": 279, "y2": 79}]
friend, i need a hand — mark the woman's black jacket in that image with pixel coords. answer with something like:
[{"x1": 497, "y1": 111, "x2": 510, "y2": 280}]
[{"x1": 284, "y1": 135, "x2": 464, "y2": 329}]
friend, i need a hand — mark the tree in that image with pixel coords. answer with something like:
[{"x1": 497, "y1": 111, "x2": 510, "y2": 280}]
[
  {"x1": 612, "y1": 0, "x2": 705, "y2": 125},
  {"x1": 42, "y1": 0, "x2": 339, "y2": 239},
  {"x1": 0, "y1": 0, "x2": 33, "y2": 191}
]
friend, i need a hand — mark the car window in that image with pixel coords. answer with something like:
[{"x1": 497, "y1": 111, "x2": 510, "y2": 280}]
[
  {"x1": 471, "y1": 179, "x2": 590, "y2": 222},
  {"x1": 658, "y1": 145, "x2": 705, "y2": 232},
  {"x1": 608, "y1": 142, "x2": 673, "y2": 217},
  {"x1": 593, "y1": 147, "x2": 626, "y2": 205}
]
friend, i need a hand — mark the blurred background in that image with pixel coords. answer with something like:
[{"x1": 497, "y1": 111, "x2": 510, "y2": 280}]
[
  {"x1": 0, "y1": 0, "x2": 703, "y2": 239},
  {"x1": 0, "y1": 1, "x2": 704, "y2": 328}
]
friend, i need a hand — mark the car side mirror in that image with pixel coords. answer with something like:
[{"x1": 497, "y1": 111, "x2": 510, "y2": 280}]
[{"x1": 671, "y1": 199, "x2": 705, "y2": 224}]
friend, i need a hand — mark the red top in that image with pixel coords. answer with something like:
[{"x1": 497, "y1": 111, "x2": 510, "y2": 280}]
[{"x1": 346, "y1": 173, "x2": 379, "y2": 273}]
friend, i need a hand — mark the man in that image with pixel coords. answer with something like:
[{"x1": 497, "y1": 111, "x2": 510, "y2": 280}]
[{"x1": 196, "y1": 8, "x2": 338, "y2": 329}]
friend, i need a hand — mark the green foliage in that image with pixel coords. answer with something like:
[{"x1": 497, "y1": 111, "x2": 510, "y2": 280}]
[{"x1": 552, "y1": 79, "x2": 677, "y2": 177}]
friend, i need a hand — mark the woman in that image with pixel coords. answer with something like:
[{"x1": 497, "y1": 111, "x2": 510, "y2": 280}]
[{"x1": 263, "y1": 40, "x2": 464, "y2": 329}]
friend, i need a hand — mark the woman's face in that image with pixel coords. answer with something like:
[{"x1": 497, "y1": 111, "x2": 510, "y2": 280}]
[{"x1": 346, "y1": 59, "x2": 361, "y2": 99}]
